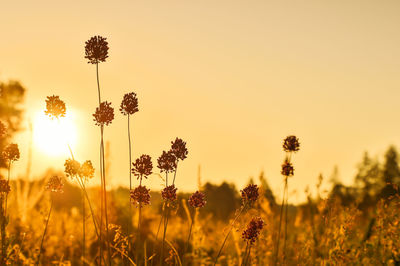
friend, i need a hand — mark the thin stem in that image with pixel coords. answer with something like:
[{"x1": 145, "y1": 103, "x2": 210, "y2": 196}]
[
  {"x1": 283, "y1": 181, "x2": 289, "y2": 262},
  {"x1": 172, "y1": 162, "x2": 179, "y2": 185},
  {"x1": 150, "y1": 203, "x2": 165, "y2": 266},
  {"x1": 82, "y1": 188, "x2": 86, "y2": 265},
  {"x1": 274, "y1": 177, "x2": 287, "y2": 265},
  {"x1": 4, "y1": 161, "x2": 11, "y2": 218},
  {"x1": 1, "y1": 195, "x2": 7, "y2": 265},
  {"x1": 37, "y1": 199, "x2": 53, "y2": 265},
  {"x1": 137, "y1": 203, "x2": 142, "y2": 264},
  {"x1": 160, "y1": 206, "x2": 170, "y2": 266},
  {"x1": 96, "y1": 63, "x2": 102, "y2": 105},
  {"x1": 128, "y1": 114, "x2": 132, "y2": 256},
  {"x1": 241, "y1": 242, "x2": 249, "y2": 266},
  {"x1": 183, "y1": 213, "x2": 194, "y2": 264}
]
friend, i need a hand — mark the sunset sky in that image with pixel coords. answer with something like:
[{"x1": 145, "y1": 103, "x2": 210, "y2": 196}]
[{"x1": 1, "y1": 0, "x2": 400, "y2": 202}]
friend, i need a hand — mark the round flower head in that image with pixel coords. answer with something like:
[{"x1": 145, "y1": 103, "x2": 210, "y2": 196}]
[
  {"x1": 64, "y1": 159, "x2": 81, "y2": 178},
  {"x1": 84, "y1": 35, "x2": 109, "y2": 64},
  {"x1": 120, "y1": 92, "x2": 139, "y2": 116},
  {"x1": 93, "y1": 101, "x2": 114, "y2": 126},
  {"x1": 3, "y1": 143, "x2": 20, "y2": 162},
  {"x1": 283, "y1": 135, "x2": 300, "y2": 153},
  {"x1": 281, "y1": 160, "x2": 294, "y2": 177},
  {"x1": 79, "y1": 160, "x2": 95, "y2": 180},
  {"x1": 0, "y1": 121, "x2": 6, "y2": 138},
  {"x1": 188, "y1": 191, "x2": 206, "y2": 208},
  {"x1": 132, "y1": 154, "x2": 153, "y2": 179},
  {"x1": 46, "y1": 176, "x2": 64, "y2": 193},
  {"x1": 162, "y1": 185, "x2": 177, "y2": 202},
  {"x1": 157, "y1": 150, "x2": 177, "y2": 173},
  {"x1": 44, "y1": 95, "x2": 66, "y2": 119},
  {"x1": 240, "y1": 184, "x2": 259, "y2": 204},
  {"x1": 0, "y1": 180, "x2": 10, "y2": 194},
  {"x1": 130, "y1": 185, "x2": 151, "y2": 207},
  {"x1": 242, "y1": 217, "x2": 264, "y2": 244},
  {"x1": 170, "y1": 138, "x2": 188, "y2": 161}
]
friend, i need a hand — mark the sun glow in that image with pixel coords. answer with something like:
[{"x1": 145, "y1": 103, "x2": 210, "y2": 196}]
[{"x1": 33, "y1": 111, "x2": 78, "y2": 156}]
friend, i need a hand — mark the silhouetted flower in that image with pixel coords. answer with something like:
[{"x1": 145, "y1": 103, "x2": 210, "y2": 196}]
[
  {"x1": 79, "y1": 160, "x2": 95, "y2": 180},
  {"x1": 189, "y1": 191, "x2": 206, "y2": 208},
  {"x1": 84, "y1": 36, "x2": 109, "y2": 64},
  {"x1": 281, "y1": 160, "x2": 294, "y2": 177},
  {"x1": 46, "y1": 176, "x2": 64, "y2": 193},
  {"x1": 283, "y1": 135, "x2": 300, "y2": 153},
  {"x1": 132, "y1": 155, "x2": 153, "y2": 179},
  {"x1": 0, "y1": 121, "x2": 6, "y2": 138},
  {"x1": 0, "y1": 180, "x2": 10, "y2": 194},
  {"x1": 170, "y1": 138, "x2": 188, "y2": 161},
  {"x1": 241, "y1": 184, "x2": 259, "y2": 204},
  {"x1": 242, "y1": 217, "x2": 264, "y2": 244},
  {"x1": 93, "y1": 101, "x2": 114, "y2": 126},
  {"x1": 162, "y1": 185, "x2": 177, "y2": 202},
  {"x1": 130, "y1": 185, "x2": 151, "y2": 207},
  {"x1": 3, "y1": 143, "x2": 20, "y2": 162},
  {"x1": 157, "y1": 150, "x2": 177, "y2": 173},
  {"x1": 64, "y1": 159, "x2": 81, "y2": 178},
  {"x1": 120, "y1": 92, "x2": 139, "y2": 116},
  {"x1": 44, "y1": 95, "x2": 66, "y2": 119}
]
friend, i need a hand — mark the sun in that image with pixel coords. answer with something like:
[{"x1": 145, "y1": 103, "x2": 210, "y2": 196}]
[{"x1": 33, "y1": 111, "x2": 78, "y2": 156}]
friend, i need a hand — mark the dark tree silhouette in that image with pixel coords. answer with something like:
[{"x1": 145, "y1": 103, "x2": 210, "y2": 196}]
[{"x1": 379, "y1": 146, "x2": 400, "y2": 199}]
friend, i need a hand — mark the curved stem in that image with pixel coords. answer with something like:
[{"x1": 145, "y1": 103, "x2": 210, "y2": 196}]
[
  {"x1": 172, "y1": 163, "x2": 179, "y2": 186},
  {"x1": 96, "y1": 63, "x2": 102, "y2": 105},
  {"x1": 37, "y1": 199, "x2": 53, "y2": 265},
  {"x1": 274, "y1": 177, "x2": 287, "y2": 265}
]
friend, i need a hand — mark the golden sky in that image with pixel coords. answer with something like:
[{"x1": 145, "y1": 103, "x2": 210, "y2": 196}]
[{"x1": 1, "y1": 0, "x2": 400, "y2": 202}]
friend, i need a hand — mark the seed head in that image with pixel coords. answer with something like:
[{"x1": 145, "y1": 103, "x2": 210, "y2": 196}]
[
  {"x1": 79, "y1": 160, "x2": 95, "y2": 180},
  {"x1": 120, "y1": 92, "x2": 139, "y2": 116},
  {"x1": 240, "y1": 184, "x2": 259, "y2": 204},
  {"x1": 188, "y1": 191, "x2": 206, "y2": 208},
  {"x1": 283, "y1": 135, "x2": 300, "y2": 153},
  {"x1": 84, "y1": 36, "x2": 109, "y2": 64},
  {"x1": 157, "y1": 150, "x2": 177, "y2": 173},
  {"x1": 281, "y1": 160, "x2": 294, "y2": 177},
  {"x1": 170, "y1": 138, "x2": 188, "y2": 161},
  {"x1": 93, "y1": 101, "x2": 114, "y2": 126},
  {"x1": 44, "y1": 95, "x2": 66, "y2": 119},
  {"x1": 162, "y1": 185, "x2": 177, "y2": 202},
  {"x1": 132, "y1": 155, "x2": 153, "y2": 179},
  {"x1": 46, "y1": 176, "x2": 64, "y2": 193},
  {"x1": 2, "y1": 143, "x2": 20, "y2": 162},
  {"x1": 64, "y1": 159, "x2": 81, "y2": 178},
  {"x1": 130, "y1": 185, "x2": 151, "y2": 207},
  {"x1": 242, "y1": 217, "x2": 264, "y2": 244},
  {"x1": 0, "y1": 180, "x2": 10, "y2": 194},
  {"x1": 0, "y1": 121, "x2": 6, "y2": 138}
]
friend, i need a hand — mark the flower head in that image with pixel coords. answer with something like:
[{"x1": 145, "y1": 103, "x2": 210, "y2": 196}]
[
  {"x1": 84, "y1": 36, "x2": 109, "y2": 64},
  {"x1": 162, "y1": 185, "x2": 177, "y2": 202},
  {"x1": 242, "y1": 217, "x2": 264, "y2": 244},
  {"x1": 132, "y1": 155, "x2": 153, "y2": 179},
  {"x1": 130, "y1": 185, "x2": 151, "y2": 207},
  {"x1": 188, "y1": 191, "x2": 206, "y2": 208},
  {"x1": 157, "y1": 150, "x2": 177, "y2": 173},
  {"x1": 0, "y1": 180, "x2": 10, "y2": 194},
  {"x1": 2, "y1": 143, "x2": 20, "y2": 162},
  {"x1": 0, "y1": 121, "x2": 6, "y2": 138},
  {"x1": 93, "y1": 101, "x2": 114, "y2": 126},
  {"x1": 79, "y1": 160, "x2": 95, "y2": 180},
  {"x1": 281, "y1": 160, "x2": 294, "y2": 177},
  {"x1": 283, "y1": 135, "x2": 300, "y2": 153},
  {"x1": 44, "y1": 95, "x2": 66, "y2": 119},
  {"x1": 240, "y1": 184, "x2": 259, "y2": 204},
  {"x1": 64, "y1": 159, "x2": 81, "y2": 178},
  {"x1": 46, "y1": 176, "x2": 64, "y2": 193},
  {"x1": 170, "y1": 138, "x2": 188, "y2": 161},
  {"x1": 120, "y1": 92, "x2": 139, "y2": 116}
]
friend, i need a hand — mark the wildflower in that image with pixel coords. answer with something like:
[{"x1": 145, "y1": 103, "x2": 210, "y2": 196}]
[
  {"x1": 157, "y1": 150, "x2": 177, "y2": 173},
  {"x1": 240, "y1": 184, "x2": 259, "y2": 204},
  {"x1": 0, "y1": 180, "x2": 10, "y2": 193},
  {"x1": 0, "y1": 121, "x2": 6, "y2": 138},
  {"x1": 189, "y1": 191, "x2": 206, "y2": 208},
  {"x1": 281, "y1": 160, "x2": 294, "y2": 177},
  {"x1": 132, "y1": 154, "x2": 153, "y2": 179},
  {"x1": 79, "y1": 160, "x2": 95, "y2": 180},
  {"x1": 283, "y1": 135, "x2": 300, "y2": 153},
  {"x1": 161, "y1": 185, "x2": 177, "y2": 202},
  {"x1": 120, "y1": 92, "x2": 139, "y2": 116},
  {"x1": 130, "y1": 185, "x2": 151, "y2": 207},
  {"x1": 46, "y1": 176, "x2": 64, "y2": 193},
  {"x1": 2, "y1": 143, "x2": 20, "y2": 162},
  {"x1": 93, "y1": 101, "x2": 114, "y2": 126},
  {"x1": 64, "y1": 159, "x2": 81, "y2": 178},
  {"x1": 44, "y1": 95, "x2": 66, "y2": 119},
  {"x1": 84, "y1": 36, "x2": 109, "y2": 64},
  {"x1": 170, "y1": 138, "x2": 188, "y2": 161},
  {"x1": 242, "y1": 217, "x2": 264, "y2": 244}
]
